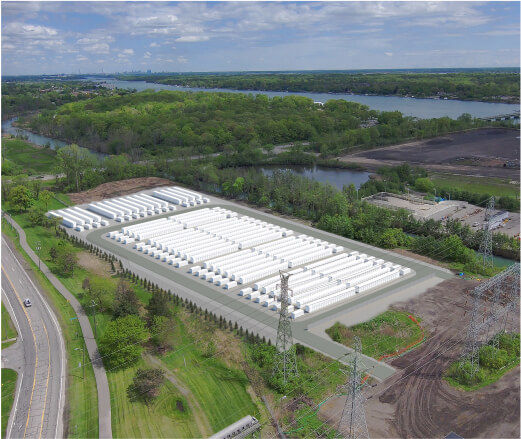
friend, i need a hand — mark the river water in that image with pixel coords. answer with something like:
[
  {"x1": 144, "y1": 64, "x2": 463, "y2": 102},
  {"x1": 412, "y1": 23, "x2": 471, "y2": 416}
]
[
  {"x1": 92, "y1": 77, "x2": 519, "y2": 120},
  {"x1": 260, "y1": 165, "x2": 370, "y2": 189}
]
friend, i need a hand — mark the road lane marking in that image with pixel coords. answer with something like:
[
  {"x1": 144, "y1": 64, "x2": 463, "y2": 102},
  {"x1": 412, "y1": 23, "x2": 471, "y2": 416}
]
[
  {"x1": 2, "y1": 237, "x2": 66, "y2": 439},
  {"x1": 1, "y1": 267, "x2": 38, "y2": 439}
]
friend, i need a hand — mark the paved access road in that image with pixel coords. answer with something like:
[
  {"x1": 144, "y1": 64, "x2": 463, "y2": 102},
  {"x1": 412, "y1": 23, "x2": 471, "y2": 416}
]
[{"x1": 1, "y1": 237, "x2": 65, "y2": 439}]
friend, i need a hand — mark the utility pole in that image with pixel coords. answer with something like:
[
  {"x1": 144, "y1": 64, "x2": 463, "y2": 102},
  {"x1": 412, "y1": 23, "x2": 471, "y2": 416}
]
[
  {"x1": 35, "y1": 241, "x2": 42, "y2": 270},
  {"x1": 339, "y1": 337, "x2": 369, "y2": 439},
  {"x1": 478, "y1": 196, "x2": 494, "y2": 269},
  {"x1": 272, "y1": 271, "x2": 298, "y2": 385}
]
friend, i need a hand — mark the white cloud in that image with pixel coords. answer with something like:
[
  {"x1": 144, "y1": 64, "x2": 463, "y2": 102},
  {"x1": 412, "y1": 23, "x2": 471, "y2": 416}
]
[
  {"x1": 150, "y1": 42, "x2": 159, "y2": 47},
  {"x1": 76, "y1": 55, "x2": 88, "y2": 61},
  {"x1": 175, "y1": 35, "x2": 209, "y2": 43},
  {"x1": 144, "y1": 51, "x2": 152, "y2": 59},
  {"x1": 122, "y1": 48, "x2": 134, "y2": 55},
  {"x1": 177, "y1": 55, "x2": 188, "y2": 64},
  {"x1": 385, "y1": 52, "x2": 393, "y2": 57}
]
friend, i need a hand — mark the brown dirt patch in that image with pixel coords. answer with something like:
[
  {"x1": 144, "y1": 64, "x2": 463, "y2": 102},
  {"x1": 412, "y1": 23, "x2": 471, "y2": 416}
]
[
  {"x1": 68, "y1": 177, "x2": 172, "y2": 204},
  {"x1": 77, "y1": 251, "x2": 113, "y2": 277},
  {"x1": 320, "y1": 278, "x2": 520, "y2": 438}
]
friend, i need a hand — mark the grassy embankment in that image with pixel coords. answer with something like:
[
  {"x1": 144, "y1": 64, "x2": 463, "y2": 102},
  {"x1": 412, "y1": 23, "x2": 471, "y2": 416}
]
[
  {"x1": 2, "y1": 212, "x2": 99, "y2": 439},
  {"x1": 2, "y1": 137, "x2": 57, "y2": 175},
  {"x1": 326, "y1": 310, "x2": 424, "y2": 359},
  {"x1": 1, "y1": 302, "x2": 18, "y2": 349},
  {"x1": 1, "y1": 368, "x2": 18, "y2": 438},
  {"x1": 431, "y1": 173, "x2": 520, "y2": 199}
]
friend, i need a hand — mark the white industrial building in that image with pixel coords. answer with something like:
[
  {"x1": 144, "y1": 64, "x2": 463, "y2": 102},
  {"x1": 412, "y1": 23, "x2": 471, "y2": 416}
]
[{"x1": 109, "y1": 206, "x2": 411, "y2": 319}]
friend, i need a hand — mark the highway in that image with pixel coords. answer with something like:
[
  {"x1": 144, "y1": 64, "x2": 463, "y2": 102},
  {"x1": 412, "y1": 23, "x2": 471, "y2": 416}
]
[{"x1": 1, "y1": 237, "x2": 65, "y2": 439}]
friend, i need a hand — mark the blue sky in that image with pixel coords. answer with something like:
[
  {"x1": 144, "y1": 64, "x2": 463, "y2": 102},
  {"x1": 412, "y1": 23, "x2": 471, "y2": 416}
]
[{"x1": 1, "y1": 1, "x2": 519, "y2": 75}]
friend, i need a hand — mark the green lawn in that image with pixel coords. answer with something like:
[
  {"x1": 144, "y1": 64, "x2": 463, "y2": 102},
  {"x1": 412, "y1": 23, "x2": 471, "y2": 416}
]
[
  {"x1": 431, "y1": 173, "x2": 520, "y2": 198},
  {"x1": 1, "y1": 368, "x2": 17, "y2": 439},
  {"x1": 326, "y1": 310, "x2": 424, "y2": 360},
  {"x1": 2, "y1": 138, "x2": 57, "y2": 175},
  {"x1": 161, "y1": 318, "x2": 259, "y2": 433},
  {"x1": 1, "y1": 303, "x2": 17, "y2": 345},
  {"x1": 2, "y1": 222, "x2": 99, "y2": 438},
  {"x1": 108, "y1": 358, "x2": 200, "y2": 438}
]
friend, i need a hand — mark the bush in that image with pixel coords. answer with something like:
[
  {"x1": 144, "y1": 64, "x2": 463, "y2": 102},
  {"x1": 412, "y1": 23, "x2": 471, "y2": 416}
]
[
  {"x1": 449, "y1": 361, "x2": 485, "y2": 386},
  {"x1": 492, "y1": 332, "x2": 520, "y2": 357},
  {"x1": 479, "y1": 345, "x2": 509, "y2": 369}
]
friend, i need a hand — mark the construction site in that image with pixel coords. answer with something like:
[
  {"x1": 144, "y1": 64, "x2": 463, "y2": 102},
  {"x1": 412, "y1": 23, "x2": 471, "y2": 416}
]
[
  {"x1": 364, "y1": 191, "x2": 520, "y2": 237},
  {"x1": 48, "y1": 183, "x2": 519, "y2": 438}
]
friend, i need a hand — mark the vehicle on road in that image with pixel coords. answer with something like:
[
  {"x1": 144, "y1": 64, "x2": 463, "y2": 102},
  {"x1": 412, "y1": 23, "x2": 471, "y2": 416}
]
[{"x1": 23, "y1": 298, "x2": 32, "y2": 307}]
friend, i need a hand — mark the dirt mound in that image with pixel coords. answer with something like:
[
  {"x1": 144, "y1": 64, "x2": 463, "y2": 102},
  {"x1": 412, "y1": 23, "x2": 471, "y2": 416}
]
[{"x1": 68, "y1": 177, "x2": 172, "y2": 204}]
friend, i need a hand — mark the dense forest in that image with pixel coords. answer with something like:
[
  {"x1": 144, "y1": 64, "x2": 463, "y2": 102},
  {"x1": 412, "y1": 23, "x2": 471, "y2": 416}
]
[
  {"x1": 120, "y1": 72, "x2": 520, "y2": 103},
  {"x1": 27, "y1": 90, "x2": 495, "y2": 157},
  {"x1": 1, "y1": 81, "x2": 126, "y2": 120}
]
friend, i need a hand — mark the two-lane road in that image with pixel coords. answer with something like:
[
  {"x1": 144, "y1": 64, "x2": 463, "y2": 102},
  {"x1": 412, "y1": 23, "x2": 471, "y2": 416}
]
[{"x1": 2, "y1": 237, "x2": 65, "y2": 439}]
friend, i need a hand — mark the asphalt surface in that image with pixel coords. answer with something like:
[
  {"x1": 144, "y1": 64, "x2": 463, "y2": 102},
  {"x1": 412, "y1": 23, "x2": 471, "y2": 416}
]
[
  {"x1": 77, "y1": 195, "x2": 453, "y2": 381},
  {"x1": 3, "y1": 216, "x2": 113, "y2": 438},
  {"x1": 1, "y1": 237, "x2": 65, "y2": 439}
]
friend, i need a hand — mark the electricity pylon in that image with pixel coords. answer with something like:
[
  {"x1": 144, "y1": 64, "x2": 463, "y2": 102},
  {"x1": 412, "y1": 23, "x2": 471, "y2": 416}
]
[
  {"x1": 339, "y1": 337, "x2": 370, "y2": 439},
  {"x1": 460, "y1": 263, "x2": 520, "y2": 378},
  {"x1": 478, "y1": 196, "x2": 495, "y2": 268},
  {"x1": 272, "y1": 270, "x2": 298, "y2": 384}
]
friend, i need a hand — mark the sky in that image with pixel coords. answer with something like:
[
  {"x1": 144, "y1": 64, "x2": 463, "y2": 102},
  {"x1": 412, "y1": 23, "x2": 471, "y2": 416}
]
[{"x1": 1, "y1": 1, "x2": 519, "y2": 75}]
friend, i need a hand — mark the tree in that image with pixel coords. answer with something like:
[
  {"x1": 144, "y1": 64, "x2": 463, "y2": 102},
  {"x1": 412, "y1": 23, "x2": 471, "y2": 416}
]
[
  {"x1": 414, "y1": 177, "x2": 435, "y2": 193},
  {"x1": 149, "y1": 315, "x2": 174, "y2": 352},
  {"x1": 57, "y1": 251, "x2": 77, "y2": 276},
  {"x1": 27, "y1": 204, "x2": 48, "y2": 226},
  {"x1": 39, "y1": 190, "x2": 53, "y2": 210},
  {"x1": 31, "y1": 179, "x2": 43, "y2": 199},
  {"x1": 10, "y1": 185, "x2": 33, "y2": 212},
  {"x1": 146, "y1": 290, "x2": 172, "y2": 320},
  {"x1": 87, "y1": 277, "x2": 114, "y2": 312},
  {"x1": 127, "y1": 368, "x2": 165, "y2": 404},
  {"x1": 99, "y1": 315, "x2": 149, "y2": 370},
  {"x1": 113, "y1": 279, "x2": 140, "y2": 318},
  {"x1": 56, "y1": 144, "x2": 99, "y2": 191}
]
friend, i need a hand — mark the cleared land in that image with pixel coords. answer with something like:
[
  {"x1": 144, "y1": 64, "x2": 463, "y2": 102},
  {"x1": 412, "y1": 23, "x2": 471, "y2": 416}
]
[
  {"x1": 68, "y1": 177, "x2": 172, "y2": 204},
  {"x1": 430, "y1": 173, "x2": 520, "y2": 198},
  {"x1": 340, "y1": 128, "x2": 520, "y2": 180},
  {"x1": 319, "y1": 278, "x2": 520, "y2": 438}
]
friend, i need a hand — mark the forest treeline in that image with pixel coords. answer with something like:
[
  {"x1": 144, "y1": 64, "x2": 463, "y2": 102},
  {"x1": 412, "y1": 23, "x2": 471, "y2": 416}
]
[
  {"x1": 120, "y1": 72, "x2": 520, "y2": 103},
  {"x1": 1, "y1": 81, "x2": 127, "y2": 121},
  {"x1": 27, "y1": 90, "x2": 497, "y2": 157}
]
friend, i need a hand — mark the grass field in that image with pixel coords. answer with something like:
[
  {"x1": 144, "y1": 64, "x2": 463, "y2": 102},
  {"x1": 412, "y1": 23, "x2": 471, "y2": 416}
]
[
  {"x1": 1, "y1": 303, "x2": 17, "y2": 346},
  {"x1": 431, "y1": 173, "x2": 520, "y2": 198},
  {"x1": 1, "y1": 220, "x2": 99, "y2": 439},
  {"x1": 2, "y1": 138, "x2": 57, "y2": 175},
  {"x1": 1, "y1": 368, "x2": 18, "y2": 438},
  {"x1": 108, "y1": 357, "x2": 200, "y2": 438},
  {"x1": 161, "y1": 315, "x2": 260, "y2": 434},
  {"x1": 326, "y1": 310, "x2": 424, "y2": 360}
]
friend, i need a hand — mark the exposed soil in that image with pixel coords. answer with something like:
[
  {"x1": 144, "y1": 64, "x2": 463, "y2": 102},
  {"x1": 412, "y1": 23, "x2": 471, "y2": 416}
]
[
  {"x1": 68, "y1": 177, "x2": 172, "y2": 204},
  {"x1": 77, "y1": 251, "x2": 113, "y2": 277},
  {"x1": 320, "y1": 278, "x2": 520, "y2": 438},
  {"x1": 338, "y1": 128, "x2": 520, "y2": 180}
]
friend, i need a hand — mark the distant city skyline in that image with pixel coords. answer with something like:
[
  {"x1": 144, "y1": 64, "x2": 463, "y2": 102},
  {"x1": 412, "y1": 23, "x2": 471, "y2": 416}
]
[{"x1": 2, "y1": 1, "x2": 519, "y2": 75}]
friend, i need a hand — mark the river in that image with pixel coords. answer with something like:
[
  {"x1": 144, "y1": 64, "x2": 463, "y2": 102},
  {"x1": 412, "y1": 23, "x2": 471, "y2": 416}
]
[
  {"x1": 260, "y1": 165, "x2": 370, "y2": 190},
  {"x1": 92, "y1": 77, "x2": 519, "y2": 120}
]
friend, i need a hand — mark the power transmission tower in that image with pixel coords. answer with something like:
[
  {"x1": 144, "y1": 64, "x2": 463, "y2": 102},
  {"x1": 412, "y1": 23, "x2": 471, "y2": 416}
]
[
  {"x1": 339, "y1": 337, "x2": 369, "y2": 439},
  {"x1": 460, "y1": 263, "x2": 520, "y2": 377},
  {"x1": 272, "y1": 270, "x2": 298, "y2": 385},
  {"x1": 478, "y1": 196, "x2": 495, "y2": 268}
]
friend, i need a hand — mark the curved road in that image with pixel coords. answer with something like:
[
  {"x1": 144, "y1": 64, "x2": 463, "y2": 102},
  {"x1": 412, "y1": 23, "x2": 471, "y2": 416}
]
[
  {"x1": 1, "y1": 238, "x2": 65, "y2": 439},
  {"x1": 3, "y1": 216, "x2": 112, "y2": 438}
]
